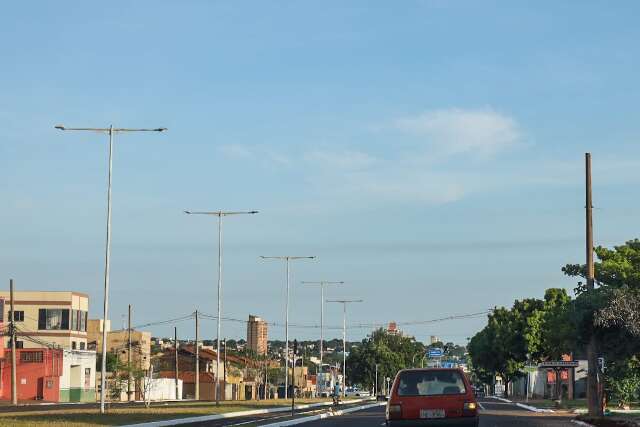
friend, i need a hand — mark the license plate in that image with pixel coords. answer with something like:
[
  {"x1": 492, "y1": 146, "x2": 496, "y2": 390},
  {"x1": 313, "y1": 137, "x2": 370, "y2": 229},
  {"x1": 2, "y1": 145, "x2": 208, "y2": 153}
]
[{"x1": 420, "y1": 409, "x2": 445, "y2": 419}]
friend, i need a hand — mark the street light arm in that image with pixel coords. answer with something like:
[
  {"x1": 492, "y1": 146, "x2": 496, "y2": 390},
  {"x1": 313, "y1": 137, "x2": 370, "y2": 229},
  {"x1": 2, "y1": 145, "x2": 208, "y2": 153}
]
[
  {"x1": 301, "y1": 281, "x2": 344, "y2": 285},
  {"x1": 185, "y1": 210, "x2": 259, "y2": 216},
  {"x1": 54, "y1": 125, "x2": 167, "y2": 132}
]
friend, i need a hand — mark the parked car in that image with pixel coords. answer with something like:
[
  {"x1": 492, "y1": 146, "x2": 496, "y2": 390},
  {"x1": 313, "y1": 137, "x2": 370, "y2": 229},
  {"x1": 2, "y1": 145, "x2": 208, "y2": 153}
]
[{"x1": 386, "y1": 368, "x2": 479, "y2": 426}]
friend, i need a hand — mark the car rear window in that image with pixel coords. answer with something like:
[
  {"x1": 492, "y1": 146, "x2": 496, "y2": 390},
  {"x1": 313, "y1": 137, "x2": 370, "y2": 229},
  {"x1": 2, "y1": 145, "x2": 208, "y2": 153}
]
[{"x1": 397, "y1": 370, "x2": 467, "y2": 396}]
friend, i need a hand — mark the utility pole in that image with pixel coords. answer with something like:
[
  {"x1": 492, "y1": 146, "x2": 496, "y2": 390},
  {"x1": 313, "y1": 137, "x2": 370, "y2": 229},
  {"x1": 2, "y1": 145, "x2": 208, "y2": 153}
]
[
  {"x1": 55, "y1": 124, "x2": 166, "y2": 414},
  {"x1": 185, "y1": 210, "x2": 258, "y2": 406},
  {"x1": 264, "y1": 359, "x2": 268, "y2": 400},
  {"x1": 10, "y1": 279, "x2": 17, "y2": 406},
  {"x1": 195, "y1": 310, "x2": 200, "y2": 401},
  {"x1": 327, "y1": 299, "x2": 363, "y2": 398},
  {"x1": 260, "y1": 256, "x2": 316, "y2": 399},
  {"x1": 174, "y1": 327, "x2": 179, "y2": 400},
  {"x1": 127, "y1": 304, "x2": 133, "y2": 401},
  {"x1": 291, "y1": 340, "x2": 297, "y2": 416},
  {"x1": 375, "y1": 364, "x2": 378, "y2": 397},
  {"x1": 585, "y1": 153, "x2": 602, "y2": 416},
  {"x1": 223, "y1": 338, "x2": 227, "y2": 401}
]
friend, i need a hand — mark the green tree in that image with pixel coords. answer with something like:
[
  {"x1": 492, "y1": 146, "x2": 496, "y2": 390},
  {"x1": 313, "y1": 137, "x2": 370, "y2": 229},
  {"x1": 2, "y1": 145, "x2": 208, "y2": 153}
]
[
  {"x1": 96, "y1": 352, "x2": 119, "y2": 372},
  {"x1": 539, "y1": 288, "x2": 575, "y2": 360},
  {"x1": 346, "y1": 329, "x2": 424, "y2": 390},
  {"x1": 564, "y1": 239, "x2": 640, "y2": 361},
  {"x1": 469, "y1": 292, "x2": 566, "y2": 396}
]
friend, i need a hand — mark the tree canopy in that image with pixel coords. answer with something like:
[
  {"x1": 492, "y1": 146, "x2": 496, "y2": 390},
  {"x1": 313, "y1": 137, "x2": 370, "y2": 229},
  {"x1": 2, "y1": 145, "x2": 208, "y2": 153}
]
[{"x1": 346, "y1": 329, "x2": 424, "y2": 389}]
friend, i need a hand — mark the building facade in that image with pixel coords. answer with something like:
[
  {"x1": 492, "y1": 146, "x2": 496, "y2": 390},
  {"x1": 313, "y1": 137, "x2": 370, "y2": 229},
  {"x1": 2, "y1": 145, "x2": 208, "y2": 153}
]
[
  {"x1": 87, "y1": 319, "x2": 151, "y2": 371},
  {"x1": 247, "y1": 315, "x2": 268, "y2": 356},
  {"x1": 0, "y1": 291, "x2": 89, "y2": 350},
  {"x1": 59, "y1": 349, "x2": 96, "y2": 402},
  {"x1": 0, "y1": 348, "x2": 63, "y2": 401}
]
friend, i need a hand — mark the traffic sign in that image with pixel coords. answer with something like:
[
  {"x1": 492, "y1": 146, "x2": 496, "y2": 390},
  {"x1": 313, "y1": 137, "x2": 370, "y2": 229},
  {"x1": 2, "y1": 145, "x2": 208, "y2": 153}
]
[
  {"x1": 428, "y1": 348, "x2": 443, "y2": 358},
  {"x1": 538, "y1": 361, "x2": 579, "y2": 368}
]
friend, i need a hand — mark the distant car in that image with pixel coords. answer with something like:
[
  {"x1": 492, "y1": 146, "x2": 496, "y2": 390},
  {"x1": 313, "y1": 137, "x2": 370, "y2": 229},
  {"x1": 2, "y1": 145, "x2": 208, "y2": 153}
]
[
  {"x1": 377, "y1": 393, "x2": 390, "y2": 401},
  {"x1": 386, "y1": 368, "x2": 479, "y2": 426},
  {"x1": 345, "y1": 387, "x2": 371, "y2": 397}
]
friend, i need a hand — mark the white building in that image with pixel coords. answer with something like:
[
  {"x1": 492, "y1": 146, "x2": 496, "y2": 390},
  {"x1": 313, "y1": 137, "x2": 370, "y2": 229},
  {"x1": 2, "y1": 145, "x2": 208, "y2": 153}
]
[{"x1": 60, "y1": 349, "x2": 96, "y2": 402}]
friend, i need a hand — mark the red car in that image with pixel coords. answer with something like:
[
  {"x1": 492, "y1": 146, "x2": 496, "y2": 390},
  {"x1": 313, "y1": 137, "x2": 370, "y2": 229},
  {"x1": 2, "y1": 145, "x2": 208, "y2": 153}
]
[{"x1": 386, "y1": 368, "x2": 479, "y2": 426}]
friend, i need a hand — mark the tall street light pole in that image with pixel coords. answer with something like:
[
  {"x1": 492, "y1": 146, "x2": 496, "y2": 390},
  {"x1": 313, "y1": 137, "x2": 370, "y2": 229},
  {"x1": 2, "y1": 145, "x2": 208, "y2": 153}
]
[
  {"x1": 260, "y1": 256, "x2": 315, "y2": 399},
  {"x1": 55, "y1": 124, "x2": 166, "y2": 414},
  {"x1": 186, "y1": 210, "x2": 259, "y2": 405},
  {"x1": 300, "y1": 281, "x2": 343, "y2": 372},
  {"x1": 327, "y1": 299, "x2": 363, "y2": 398}
]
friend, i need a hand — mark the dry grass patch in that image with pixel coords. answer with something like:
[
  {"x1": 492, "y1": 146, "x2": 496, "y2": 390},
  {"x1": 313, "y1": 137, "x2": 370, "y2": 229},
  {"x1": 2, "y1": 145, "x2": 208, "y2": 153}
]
[{"x1": 0, "y1": 398, "x2": 334, "y2": 427}]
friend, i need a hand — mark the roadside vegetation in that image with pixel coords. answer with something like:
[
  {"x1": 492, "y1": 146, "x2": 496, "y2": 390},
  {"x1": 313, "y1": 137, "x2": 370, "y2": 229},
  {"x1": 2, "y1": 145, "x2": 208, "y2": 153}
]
[{"x1": 468, "y1": 238, "x2": 640, "y2": 417}]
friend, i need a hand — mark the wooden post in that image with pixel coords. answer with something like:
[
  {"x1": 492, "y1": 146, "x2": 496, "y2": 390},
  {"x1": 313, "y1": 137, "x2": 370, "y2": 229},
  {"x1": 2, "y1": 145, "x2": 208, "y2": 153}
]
[
  {"x1": 10, "y1": 279, "x2": 17, "y2": 405},
  {"x1": 195, "y1": 310, "x2": 199, "y2": 400},
  {"x1": 585, "y1": 153, "x2": 602, "y2": 416},
  {"x1": 174, "y1": 327, "x2": 179, "y2": 400},
  {"x1": 127, "y1": 304, "x2": 132, "y2": 401}
]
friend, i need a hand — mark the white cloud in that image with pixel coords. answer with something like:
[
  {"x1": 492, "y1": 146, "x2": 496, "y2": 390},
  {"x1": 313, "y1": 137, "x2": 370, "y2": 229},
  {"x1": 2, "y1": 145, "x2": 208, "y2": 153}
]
[
  {"x1": 394, "y1": 108, "x2": 522, "y2": 157},
  {"x1": 215, "y1": 108, "x2": 525, "y2": 207}
]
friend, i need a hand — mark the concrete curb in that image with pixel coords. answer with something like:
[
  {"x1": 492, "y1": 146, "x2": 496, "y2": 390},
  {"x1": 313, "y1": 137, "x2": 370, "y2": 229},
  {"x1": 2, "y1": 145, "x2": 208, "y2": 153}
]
[
  {"x1": 260, "y1": 402, "x2": 386, "y2": 427},
  {"x1": 515, "y1": 402, "x2": 554, "y2": 413},
  {"x1": 488, "y1": 396, "x2": 554, "y2": 413},
  {"x1": 123, "y1": 398, "x2": 371, "y2": 427},
  {"x1": 571, "y1": 420, "x2": 595, "y2": 427}
]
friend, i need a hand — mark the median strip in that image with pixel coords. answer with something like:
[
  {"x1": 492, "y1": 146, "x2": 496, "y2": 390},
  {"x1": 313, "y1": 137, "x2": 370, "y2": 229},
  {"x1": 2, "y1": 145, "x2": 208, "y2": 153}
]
[
  {"x1": 122, "y1": 399, "x2": 372, "y2": 427},
  {"x1": 259, "y1": 402, "x2": 386, "y2": 426}
]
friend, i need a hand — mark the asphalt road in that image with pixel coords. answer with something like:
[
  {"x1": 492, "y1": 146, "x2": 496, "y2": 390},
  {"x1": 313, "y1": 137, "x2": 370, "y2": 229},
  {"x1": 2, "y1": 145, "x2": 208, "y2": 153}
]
[{"x1": 287, "y1": 398, "x2": 577, "y2": 427}]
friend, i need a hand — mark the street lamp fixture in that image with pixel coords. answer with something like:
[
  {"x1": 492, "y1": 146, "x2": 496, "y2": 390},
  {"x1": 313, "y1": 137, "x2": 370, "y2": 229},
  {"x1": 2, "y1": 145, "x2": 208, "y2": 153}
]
[
  {"x1": 326, "y1": 299, "x2": 363, "y2": 398},
  {"x1": 260, "y1": 256, "x2": 315, "y2": 398},
  {"x1": 300, "y1": 281, "x2": 344, "y2": 374},
  {"x1": 185, "y1": 210, "x2": 258, "y2": 405},
  {"x1": 55, "y1": 124, "x2": 166, "y2": 414}
]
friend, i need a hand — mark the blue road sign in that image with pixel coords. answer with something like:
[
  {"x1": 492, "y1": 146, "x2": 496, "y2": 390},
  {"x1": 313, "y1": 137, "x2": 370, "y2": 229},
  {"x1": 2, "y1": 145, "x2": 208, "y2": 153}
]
[{"x1": 428, "y1": 348, "x2": 443, "y2": 358}]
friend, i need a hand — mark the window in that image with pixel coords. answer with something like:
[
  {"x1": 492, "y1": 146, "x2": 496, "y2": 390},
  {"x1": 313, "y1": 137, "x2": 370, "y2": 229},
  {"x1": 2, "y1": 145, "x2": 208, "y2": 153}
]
[
  {"x1": 9, "y1": 311, "x2": 24, "y2": 322},
  {"x1": 70, "y1": 310, "x2": 88, "y2": 331},
  {"x1": 15, "y1": 341, "x2": 23, "y2": 349},
  {"x1": 397, "y1": 370, "x2": 467, "y2": 396},
  {"x1": 71, "y1": 310, "x2": 78, "y2": 331},
  {"x1": 71, "y1": 341, "x2": 77, "y2": 350},
  {"x1": 79, "y1": 342, "x2": 86, "y2": 350},
  {"x1": 21, "y1": 351, "x2": 44, "y2": 363},
  {"x1": 38, "y1": 309, "x2": 70, "y2": 330},
  {"x1": 80, "y1": 311, "x2": 87, "y2": 332}
]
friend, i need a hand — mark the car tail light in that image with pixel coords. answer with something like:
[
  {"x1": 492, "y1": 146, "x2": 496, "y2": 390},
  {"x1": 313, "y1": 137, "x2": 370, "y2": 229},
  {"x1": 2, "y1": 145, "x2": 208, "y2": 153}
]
[
  {"x1": 387, "y1": 403, "x2": 402, "y2": 419},
  {"x1": 463, "y1": 401, "x2": 477, "y2": 413}
]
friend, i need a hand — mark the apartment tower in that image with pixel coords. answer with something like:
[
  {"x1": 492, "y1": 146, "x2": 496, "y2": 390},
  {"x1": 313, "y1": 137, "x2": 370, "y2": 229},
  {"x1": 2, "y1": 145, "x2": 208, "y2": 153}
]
[{"x1": 247, "y1": 315, "x2": 268, "y2": 356}]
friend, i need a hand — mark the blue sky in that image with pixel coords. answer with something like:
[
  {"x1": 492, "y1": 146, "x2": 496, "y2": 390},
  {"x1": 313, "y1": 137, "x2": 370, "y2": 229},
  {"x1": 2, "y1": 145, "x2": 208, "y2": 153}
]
[{"x1": 2, "y1": 1, "x2": 640, "y2": 344}]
